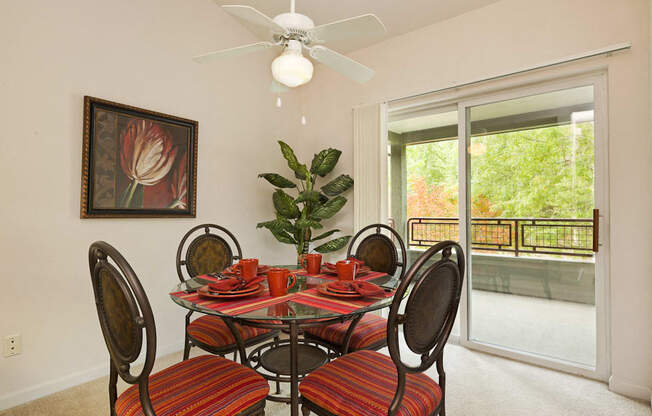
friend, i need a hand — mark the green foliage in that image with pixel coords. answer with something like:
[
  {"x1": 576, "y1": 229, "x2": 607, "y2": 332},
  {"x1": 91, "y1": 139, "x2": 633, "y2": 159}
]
[
  {"x1": 311, "y1": 196, "x2": 347, "y2": 220},
  {"x1": 311, "y1": 229, "x2": 340, "y2": 242},
  {"x1": 321, "y1": 174, "x2": 354, "y2": 196},
  {"x1": 295, "y1": 191, "x2": 321, "y2": 204},
  {"x1": 405, "y1": 123, "x2": 595, "y2": 219},
  {"x1": 279, "y1": 140, "x2": 309, "y2": 180},
  {"x1": 314, "y1": 236, "x2": 351, "y2": 253},
  {"x1": 258, "y1": 141, "x2": 353, "y2": 254},
  {"x1": 311, "y1": 148, "x2": 342, "y2": 177},
  {"x1": 258, "y1": 173, "x2": 297, "y2": 188},
  {"x1": 273, "y1": 189, "x2": 300, "y2": 219}
]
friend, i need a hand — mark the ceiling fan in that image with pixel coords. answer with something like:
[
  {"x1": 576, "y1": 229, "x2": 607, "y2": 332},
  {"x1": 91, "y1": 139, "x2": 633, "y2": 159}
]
[{"x1": 194, "y1": 0, "x2": 386, "y2": 89}]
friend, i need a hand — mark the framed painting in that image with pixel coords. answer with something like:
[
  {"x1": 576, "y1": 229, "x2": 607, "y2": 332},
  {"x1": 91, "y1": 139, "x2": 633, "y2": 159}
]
[{"x1": 81, "y1": 96, "x2": 197, "y2": 218}]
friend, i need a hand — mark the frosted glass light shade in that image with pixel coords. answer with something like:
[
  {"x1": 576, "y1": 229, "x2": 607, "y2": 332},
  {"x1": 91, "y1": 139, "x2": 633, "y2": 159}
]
[{"x1": 271, "y1": 48, "x2": 313, "y2": 88}]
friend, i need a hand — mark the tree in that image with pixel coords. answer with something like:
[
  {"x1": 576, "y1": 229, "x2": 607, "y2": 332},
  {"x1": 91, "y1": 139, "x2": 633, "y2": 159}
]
[{"x1": 404, "y1": 122, "x2": 595, "y2": 219}]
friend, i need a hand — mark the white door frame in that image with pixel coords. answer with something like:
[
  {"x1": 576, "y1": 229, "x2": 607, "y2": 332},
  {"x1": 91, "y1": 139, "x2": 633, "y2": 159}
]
[{"x1": 456, "y1": 72, "x2": 610, "y2": 381}]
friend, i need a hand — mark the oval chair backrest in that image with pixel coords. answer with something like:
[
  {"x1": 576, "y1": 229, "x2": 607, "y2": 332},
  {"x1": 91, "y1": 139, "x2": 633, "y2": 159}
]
[
  {"x1": 175, "y1": 224, "x2": 243, "y2": 282},
  {"x1": 88, "y1": 241, "x2": 157, "y2": 414},
  {"x1": 386, "y1": 241, "x2": 465, "y2": 415},
  {"x1": 347, "y1": 223, "x2": 408, "y2": 279}
]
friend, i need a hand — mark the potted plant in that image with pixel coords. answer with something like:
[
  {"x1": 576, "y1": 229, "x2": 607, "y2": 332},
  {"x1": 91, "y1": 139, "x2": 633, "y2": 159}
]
[{"x1": 257, "y1": 141, "x2": 354, "y2": 263}]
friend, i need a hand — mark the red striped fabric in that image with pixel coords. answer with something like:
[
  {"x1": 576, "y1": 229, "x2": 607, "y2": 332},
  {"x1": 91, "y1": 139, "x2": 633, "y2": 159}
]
[
  {"x1": 298, "y1": 270, "x2": 387, "y2": 281},
  {"x1": 171, "y1": 290, "x2": 294, "y2": 315},
  {"x1": 115, "y1": 355, "x2": 268, "y2": 416},
  {"x1": 293, "y1": 290, "x2": 394, "y2": 314},
  {"x1": 304, "y1": 314, "x2": 387, "y2": 350},
  {"x1": 300, "y1": 350, "x2": 442, "y2": 416},
  {"x1": 187, "y1": 315, "x2": 272, "y2": 347}
]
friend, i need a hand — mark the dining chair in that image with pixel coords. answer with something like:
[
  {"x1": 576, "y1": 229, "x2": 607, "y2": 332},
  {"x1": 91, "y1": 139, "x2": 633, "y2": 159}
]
[
  {"x1": 176, "y1": 223, "x2": 280, "y2": 361},
  {"x1": 89, "y1": 241, "x2": 269, "y2": 416},
  {"x1": 300, "y1": 240, "x2": 464, "y2": 416},
  {"x1": 304, "y1": 223, "x2": 407, "y2": 355}
]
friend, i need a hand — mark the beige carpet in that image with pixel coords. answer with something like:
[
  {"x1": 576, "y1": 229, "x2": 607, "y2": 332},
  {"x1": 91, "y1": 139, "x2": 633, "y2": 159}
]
[{"x1": 1, "y1": 343, "x2": 649, "y2": 416}]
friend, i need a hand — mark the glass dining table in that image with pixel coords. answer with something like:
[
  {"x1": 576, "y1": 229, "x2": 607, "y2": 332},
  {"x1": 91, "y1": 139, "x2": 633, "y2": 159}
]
[{"x1": 170, "y1": 265, "x2": 400, "y2": 416}]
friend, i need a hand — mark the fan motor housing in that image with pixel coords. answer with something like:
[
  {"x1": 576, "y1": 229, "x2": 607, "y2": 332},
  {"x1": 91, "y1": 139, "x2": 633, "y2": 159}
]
[{"x1": 274, "y1": 12, "x2": 314, "y2": 34}]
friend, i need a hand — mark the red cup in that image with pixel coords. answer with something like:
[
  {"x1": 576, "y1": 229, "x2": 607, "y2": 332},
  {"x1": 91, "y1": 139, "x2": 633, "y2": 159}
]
[
  {"x1": 266, "y1": 268, "x2": 297, "y2": 297},
  {"x1": 232, "y1": 258, "x2": 258, "y2": 279},
  {"x1": 336, "y1": 260, "x2": 358, "y2": 281},
  {"x1": 301, "y1": 253, "x2": 323, "y2": 275}
]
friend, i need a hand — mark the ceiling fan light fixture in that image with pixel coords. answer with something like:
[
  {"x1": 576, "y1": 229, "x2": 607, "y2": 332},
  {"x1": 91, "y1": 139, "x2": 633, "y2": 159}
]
[{"x1": 271, "y1": 40, "x2": 313, "y2": 88}]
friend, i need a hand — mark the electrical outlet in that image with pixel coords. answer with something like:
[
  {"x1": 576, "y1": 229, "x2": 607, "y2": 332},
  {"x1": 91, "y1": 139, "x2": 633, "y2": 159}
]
[{"x1": 3, "y1": 334, "x2": 21, "y2": 357}]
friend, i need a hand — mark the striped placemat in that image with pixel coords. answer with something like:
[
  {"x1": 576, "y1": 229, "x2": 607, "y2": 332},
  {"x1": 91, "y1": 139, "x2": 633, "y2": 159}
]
[
  {"x1": 171, "y1": 290, "x2": 295, "y2": 315},
  {"x1": 297, "y1": 269, "x2": 386, "y2": 282},
  {"x1": 170, "y1": 270, "x2": 393, "y2": 316},
  {"x1": 292, "y1": 289, "x2": 394, "y2": 314}
]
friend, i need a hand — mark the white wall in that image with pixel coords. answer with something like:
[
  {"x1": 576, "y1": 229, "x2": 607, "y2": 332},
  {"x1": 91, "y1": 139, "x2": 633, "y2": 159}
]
[
  {"x1": 298, "y1": 0, "x2": 651, "y2": 400},
  {"x1": 0, "y1": 0, "x2": 307, "y2": 408}
]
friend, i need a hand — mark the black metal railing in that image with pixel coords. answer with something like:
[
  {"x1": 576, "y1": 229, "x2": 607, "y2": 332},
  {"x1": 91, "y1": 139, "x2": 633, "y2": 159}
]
[{"x1": 406, "y1": 216, "x2": 597, "y2": 257}]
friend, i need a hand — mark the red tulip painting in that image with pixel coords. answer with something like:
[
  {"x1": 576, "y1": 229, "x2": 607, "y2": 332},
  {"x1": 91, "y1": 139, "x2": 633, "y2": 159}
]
[
  {"x1": 119, "y1": 119, "x2": 178, "y2": 208},
  {"x1": 81, "y1": 96, "x2": 197, "y2": 218}
]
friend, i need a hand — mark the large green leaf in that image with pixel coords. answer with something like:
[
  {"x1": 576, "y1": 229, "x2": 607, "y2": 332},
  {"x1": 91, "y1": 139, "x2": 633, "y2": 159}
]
[
  {"x1": 258, "y1": 173, "x2": 296, "y2": 188},
  {"x1": 295, "y1": 190, "x2": 321, "y2": 204},
  {"x1": 310, "y1": 148, "x2": 342, "y2": 177},
  {"x1": 310, "y1": 229, "x2": 340, "y2": 242},
  {"x1": 311, "y1": 196, "x2": 347, "y2": 220},
  {"x1": 296, "y1": 218, "x2": 323, "y2": 230},
  {"x1": 270, "y1": 229, "x2": 298, "y2": 245},
  {"x1": 273, "y1": 189, "x2": 300, "y2": 219},
  {"x1": 314, "y1": 236, "x2": 351, "y2": 253},
  {"x1": 257, "y1": 218, "x2": 295, "y2": 234},
  {"x1": 279, "y1": 140, "x2": 308, "y2": 180},
  {"x1": 321, "y1": 174, "x2": 354, "y2": 197}
]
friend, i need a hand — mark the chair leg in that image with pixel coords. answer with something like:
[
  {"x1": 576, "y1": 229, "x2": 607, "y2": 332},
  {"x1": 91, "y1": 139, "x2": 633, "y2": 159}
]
[
  {"x1": 183, "y1": 334, "x2": 192, "y2": 361},
  {"x1": 301, "y1": 404, "x2": 311, "y2": 416},
  {"x1": 274, "y1": 336, "x2": 281, "y2": 394},
  {"x1": 233, "y1": 351, "x2": 238, "y2": 362},
  {"x1": 437, "y1": 353, "x2": 446, "y2": 416}
]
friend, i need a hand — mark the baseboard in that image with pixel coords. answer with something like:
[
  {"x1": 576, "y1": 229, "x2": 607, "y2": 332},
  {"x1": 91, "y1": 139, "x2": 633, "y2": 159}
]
[
  {"x1": 0, "y1": 342, "x2": 180, "y2": 412},
  {"x1": 608, "y1": 375, "x2": 652, "y2": 402}
]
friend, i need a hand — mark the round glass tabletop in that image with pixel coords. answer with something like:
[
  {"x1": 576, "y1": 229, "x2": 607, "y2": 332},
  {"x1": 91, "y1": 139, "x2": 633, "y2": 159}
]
[{"x1": 169, "y1": 265, "x2": 401, "y2": 322}]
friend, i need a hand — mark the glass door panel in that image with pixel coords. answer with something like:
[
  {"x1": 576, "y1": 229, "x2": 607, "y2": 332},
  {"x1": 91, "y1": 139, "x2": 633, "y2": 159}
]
[
  {"x1": 466, "y1": 85, "x2": 597, "y2": 367},
  {"x1": 388, "y1": 108, "x2": 461, "y2": 336}
]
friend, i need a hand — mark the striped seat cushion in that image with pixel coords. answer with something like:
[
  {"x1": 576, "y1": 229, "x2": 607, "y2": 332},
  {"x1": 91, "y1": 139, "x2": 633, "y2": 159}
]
[
  {"x1": 187, "y1": 315, "x2": 272, "y2": 348},
  {"x1": 300, "y1": 350, "x2": 442, "y2": 416},
  {"x1": 116, "y1": 355, "x2": 268, "y2": 416},
  {"x1": 305, "y1": 314, "x2": 387, "y2": 350}
]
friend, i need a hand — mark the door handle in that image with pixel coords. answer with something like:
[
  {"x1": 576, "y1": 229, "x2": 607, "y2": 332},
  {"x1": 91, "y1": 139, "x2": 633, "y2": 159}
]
[{"x1": 592, "y1": 208, "x2": 599, "y2": 252}]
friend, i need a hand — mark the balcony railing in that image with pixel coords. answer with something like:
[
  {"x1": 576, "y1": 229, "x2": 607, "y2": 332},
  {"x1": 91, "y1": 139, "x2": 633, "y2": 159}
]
[{"x1": 406, "y1": 216, "x2": 597, "y2": 257}]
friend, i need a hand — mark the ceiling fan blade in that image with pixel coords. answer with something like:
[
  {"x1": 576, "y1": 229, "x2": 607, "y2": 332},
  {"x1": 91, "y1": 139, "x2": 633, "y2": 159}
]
[
  {"x1": 309, "y1": 46, "x2": 375, "y2": 83},
  {"x1": 193, "y1": 42, "x2": 275, "y2": 64},
  {"x1": 309, "y1": 14, "x2": 386, "y2": 44},
  {"x1": 221, "y1": 5, "x2": 287, "y2": 40},
  {"x1": 271, "y1": 79, "x2": 290, "y2": 94}
]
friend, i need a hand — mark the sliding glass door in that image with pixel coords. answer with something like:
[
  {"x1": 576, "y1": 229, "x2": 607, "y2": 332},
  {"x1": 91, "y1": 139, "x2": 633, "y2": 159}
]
[
  {"x1": 458, "y1": 75, "x2": 608, "y2": 379},
  {"x1": 386, "y1": 74, "x2": 608, "y2": 379}
]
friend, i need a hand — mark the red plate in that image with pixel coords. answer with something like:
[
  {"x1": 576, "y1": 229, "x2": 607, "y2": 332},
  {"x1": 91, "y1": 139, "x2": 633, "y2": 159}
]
[
  {"x1": 325, "y1": 282, "x2": 358, "y2": 294},
  {"x1": 207, "y1": 283, "x2": 260, "y2": 295},
  {"x1": 321, "y1": 264, "x2": 372, "y2": 277},
  {"x1": 316, "y1": 283, "x2": 361, "y2": 298},
  {"x1": 198, "y1": 284, "x2": 264, "y2": 299},
  {"x1": 223, "y1": 265, "x2": 271, "y2": 276}
]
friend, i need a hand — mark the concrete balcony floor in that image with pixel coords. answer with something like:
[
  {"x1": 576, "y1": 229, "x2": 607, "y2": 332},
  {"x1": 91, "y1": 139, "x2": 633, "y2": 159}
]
[{"x1": 456, "y1": 289, "x2": 596, "y2": 367}]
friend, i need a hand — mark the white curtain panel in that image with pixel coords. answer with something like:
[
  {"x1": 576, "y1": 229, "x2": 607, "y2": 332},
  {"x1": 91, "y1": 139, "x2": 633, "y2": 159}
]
[{"x1": 352, "y1": 103, "x2": 388, "y2": 232}]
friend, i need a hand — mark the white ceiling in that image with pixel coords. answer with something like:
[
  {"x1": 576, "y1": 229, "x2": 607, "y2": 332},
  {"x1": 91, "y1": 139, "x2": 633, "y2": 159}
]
[{"x1": 212, "y1": 0, "x2": 502, "y2": 53}]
